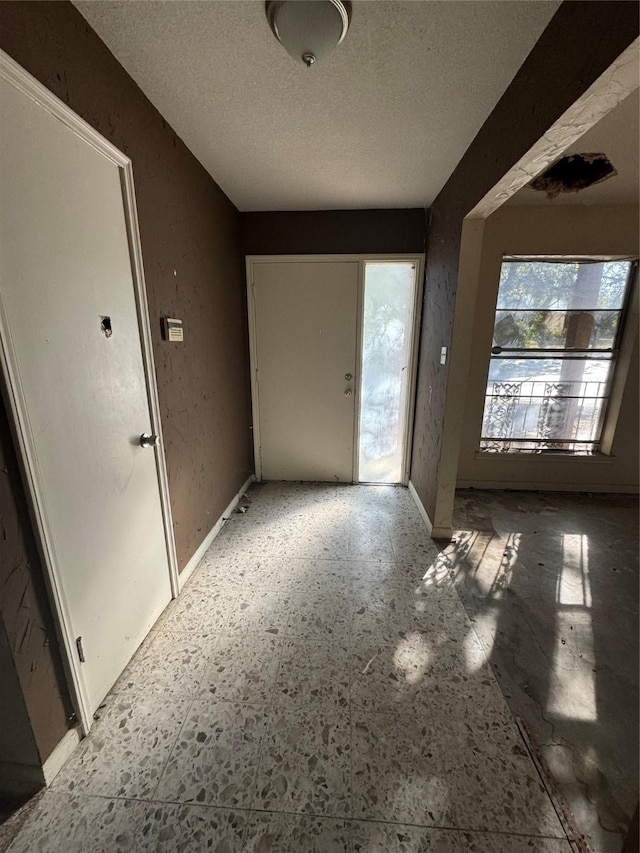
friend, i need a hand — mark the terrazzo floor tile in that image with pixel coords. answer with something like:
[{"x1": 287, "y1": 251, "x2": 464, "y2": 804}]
[
  {"x1": 390, "y1": 530, "x2": 442, "y2": 563},
  {"x1": 418, "y1": 556, "x2": 458, "y2": 590},
  {"x1": 449, "y1": 739, "x2": 566, "y2": 838},
  {"x1": 226, "y1": 587, "x2": 293, "y2": 635},
  {"x1": 406, "y1": 584, "x2": 473, "y2": 628},
  {"x1": 277, "y1": 557, "x2": 351, "y2": 596},
  {"x1": 254, "y1": 707, "x2": 351, "y2": 817},
  {"x1": 438, "y1": 677, "x2": 518, "y2": 731},
  {"x1": 346, "y1": 558, "x2": 429, "y2": 592},
  {"x1": 351, "y1": 712, "x2": 454, "y2": 826},
  {"x1": 198, "y1": 632, "x2": 283, "y2": 704},
  {"x1": 111, "y1": 629, "x2": 217, "y2": 698},
  {"x1": 288, "y1": 535, "x2": 352, "y2": 561},
  {"x1": 444, "y1": 711, "x2": 567, "y2": 838},
  {"x1": 187, "y1": 552, "x2": 252, "y2": 592},
  {"x1": 286, "y1": 590, "x2": 351, "y2": 640},
  {"x1": 203, "y1": 555, "x2": 297, "y2": 598},
  {"x1": 154, "y1": 699, "x2": 268, "y2": 808},
  {"x1": 7, "y1": 791, "x2": 249, "y2": 853},
  {"x1": 198, "y1": 546, "x2": 245, "y2": 570},
  {"x1": 347, "y1": 532, "x2": 396, "y2": 562},
  {"x1": 349, "y1": 820, "x2": 464, "y2": 852},
  {"x1": 274, "y1": 639, "x2": 350, "y2": 711},
  {"x1": 458, "y1": 831, "x2": 572, "y2": 852},
  {"x1": 52, "y1": 695, "x2": 190, "y2": 800},
  {"x1": 349, "y1": 584, "x2": 470, "y2": 644},
  {"x1": 243, "y1": 811, "x2": 351, "y2": 852},
  {"x1": 216, "y1": 554, "x2": 350, "y2": 597},
  {"x1": 211, "y1": 526, "x2": 289, "y2": 559},
  {"x1": 349, "y1": 632, "x2": 493, "y2": 716},
  {"x1": 218, "y1": 507, "x2": 353, "y2": 561},
  {"x1": 156, "y1": 584, "x2": 237, "y2": 635}
]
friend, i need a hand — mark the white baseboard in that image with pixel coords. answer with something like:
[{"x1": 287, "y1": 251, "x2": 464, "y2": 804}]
[
  {"x1": 408, "y1": 480, "x2": 434, "y2": 537},
  {"x1": 408, "y1": 481, "x2": 454, "y2": 540},
  {"x1": 431, "y1": 525, "x2": 454, "y2": 538},
  {"x1": 178, "y1": 474, "x2": 255, "y2": 590},
  {"x1": 43, "y1": 726, "x2": 81, "y2": 785}
]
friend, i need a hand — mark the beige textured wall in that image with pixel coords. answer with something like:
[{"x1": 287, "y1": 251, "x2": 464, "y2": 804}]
[{"x1": 457, "y1": 204, "x2": 639, "y2": 491}]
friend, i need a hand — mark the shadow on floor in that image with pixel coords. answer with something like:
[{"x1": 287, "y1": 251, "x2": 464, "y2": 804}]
[
  {"x1": 440, "y1": 489, "x2": 639, "y2": 853},
  {"x1": 0, "y1": 791, "x2": 44, "y2": 853}
]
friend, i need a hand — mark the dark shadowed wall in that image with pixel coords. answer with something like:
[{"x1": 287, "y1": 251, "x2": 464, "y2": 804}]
[
  {"x1": 0, "y1": 593, "x2": 48, "y2": 780},
  {"x1": 241, "y1": 209, "x2": 426, "y2": 256},
  {"x1": 0, "y1": 398, "x2": 73, "y2": 769},
  {"x1": 410, "y1": 1, "x2": 640, "y2": 522},
  {"x1": 0, "y1": 1, "x2": 252, "y2": 763}
]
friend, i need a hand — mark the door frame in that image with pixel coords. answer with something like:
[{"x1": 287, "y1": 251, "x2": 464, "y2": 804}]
[
  {"x1": 246, "y1": 254, "x2": 425, "y2": 486},
  {"x1": 0, "y1": 49, "x2": 180, "y2": 735}
]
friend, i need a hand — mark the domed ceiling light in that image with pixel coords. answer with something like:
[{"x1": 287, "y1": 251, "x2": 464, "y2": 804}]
[{"x1": 265, "y1": 0, "x2": 352, "y2": 67}]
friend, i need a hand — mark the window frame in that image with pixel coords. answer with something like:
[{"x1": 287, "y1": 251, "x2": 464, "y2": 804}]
[{"x1": 478, "y1": 256, "x2": 638, "y2": 456}]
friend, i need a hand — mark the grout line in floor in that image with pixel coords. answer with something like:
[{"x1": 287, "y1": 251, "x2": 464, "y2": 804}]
[
  {"x1": 40, "y1": 787, "x2": 573, "y2": 843},
  {"x1": 248, "y1": 634, "x2": 287, "y2": 811},
  {"x1": 146, "y1": 655, "x2": 211, "y2": 802}
]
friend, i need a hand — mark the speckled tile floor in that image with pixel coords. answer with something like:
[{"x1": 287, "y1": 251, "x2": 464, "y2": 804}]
[{"x1": 7, "y1": 483, "x2": 572, "y2": 852}]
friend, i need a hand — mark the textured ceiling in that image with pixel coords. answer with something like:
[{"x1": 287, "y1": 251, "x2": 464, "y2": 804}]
[
  {"x1": 75, "y1": 0, "x2": 560, "y2": 211},
  {"x1": 509, "y1": 91, "x2": 639, "y2": 206}
]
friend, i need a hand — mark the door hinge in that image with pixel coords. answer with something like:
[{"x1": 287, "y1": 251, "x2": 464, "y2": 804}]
[{"x1": 76, "y1": 636, "x2": 86, "y2": 663}]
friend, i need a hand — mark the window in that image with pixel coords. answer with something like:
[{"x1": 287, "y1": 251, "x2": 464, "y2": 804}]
[{"x1": 480, "y1": 258, "x2": 635, "y2": 454}]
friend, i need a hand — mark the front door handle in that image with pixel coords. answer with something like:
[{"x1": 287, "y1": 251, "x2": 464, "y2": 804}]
[{"x1": 344, "y1": 389, "x2": 353, "y2": 397}]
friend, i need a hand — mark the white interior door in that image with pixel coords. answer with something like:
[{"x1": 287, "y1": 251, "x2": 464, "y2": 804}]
[
  {"x1": 251, "y1": 261, "x2": 359, "y2": 481},
  {"x1": 0, "y1": 70, "x2": 172, "y2": 716}
]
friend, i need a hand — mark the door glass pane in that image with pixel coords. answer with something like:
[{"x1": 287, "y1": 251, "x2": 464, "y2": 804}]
[{"x1": 358, "y1": 262, "x2": 417, "y2": 483}]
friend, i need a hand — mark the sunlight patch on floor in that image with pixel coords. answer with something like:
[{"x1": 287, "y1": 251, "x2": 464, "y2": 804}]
[
  {"x1": 557, "y1": 533, "x2": 592, "y2": 608},
  {"x1": 548, "y1": 610, "x2": 597, "y2": 722}
]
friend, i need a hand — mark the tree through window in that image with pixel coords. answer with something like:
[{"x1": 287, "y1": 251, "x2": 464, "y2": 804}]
[{"x1": 480, "y1": 258, "x2": 635, "y2": 454}]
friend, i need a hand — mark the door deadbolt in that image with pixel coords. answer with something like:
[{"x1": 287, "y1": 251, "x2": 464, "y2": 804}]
[
  {"x1": 139, "y1": 433, "x2": 159, "y2": 448},
  {"x1": 345, "y1": 373, "x2": 353, "y2": 381}
]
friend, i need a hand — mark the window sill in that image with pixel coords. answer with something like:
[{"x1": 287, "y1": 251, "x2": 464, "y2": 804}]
[{"x1": 474, "y1": 451, "x2": 615, "y2": 464}]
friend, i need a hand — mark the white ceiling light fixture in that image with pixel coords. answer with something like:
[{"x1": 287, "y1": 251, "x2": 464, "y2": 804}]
[{"x1": 265, "y1": 0, "x2": 352, "y2": 68}]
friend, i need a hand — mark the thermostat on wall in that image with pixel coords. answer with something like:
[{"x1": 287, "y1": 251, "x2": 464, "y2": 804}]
[{"x1": 162, "y1": 317, "x2": 183, "y2": 342}]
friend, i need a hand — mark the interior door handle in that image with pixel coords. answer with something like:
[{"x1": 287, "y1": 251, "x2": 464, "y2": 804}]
[
  {"x1": 139, "y1": 433, "x2": 159, "y2": 448},
  {"x1": 344, "y1": 389, "x2": 353, "y2": 397}
]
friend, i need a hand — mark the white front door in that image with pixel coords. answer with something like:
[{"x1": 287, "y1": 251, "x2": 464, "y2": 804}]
[
  {"x1": 250, "y1": 261, "x2": 359, "y2": 481},
  {"x1": 0, "y1": 68, "x2": 172, "y2": 716}
]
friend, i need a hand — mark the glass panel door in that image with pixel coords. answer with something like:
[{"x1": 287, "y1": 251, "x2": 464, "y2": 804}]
[{"x1": 358, "y1": 262, "x2": 418, "y2": 483}]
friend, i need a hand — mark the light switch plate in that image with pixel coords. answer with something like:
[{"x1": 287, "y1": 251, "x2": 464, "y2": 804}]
[{"x1": 440, "y1": 346, "x2": 447, "y2": 365}]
